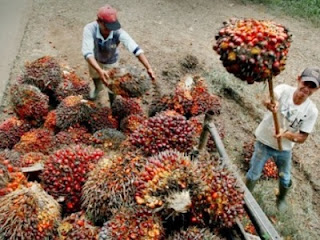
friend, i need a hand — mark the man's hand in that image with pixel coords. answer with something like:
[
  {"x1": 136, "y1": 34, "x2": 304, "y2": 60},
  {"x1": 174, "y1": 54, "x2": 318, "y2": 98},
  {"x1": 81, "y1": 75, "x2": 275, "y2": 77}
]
[
  {"x1": 98, "y1": 69, "x2": 111, "y2": 86},
  {"x1": 263, "y1": 100, "x2": 279, "y2": 113},
  {"x1": 147, "y1": 68, "x2": 156, "y2": 80}
]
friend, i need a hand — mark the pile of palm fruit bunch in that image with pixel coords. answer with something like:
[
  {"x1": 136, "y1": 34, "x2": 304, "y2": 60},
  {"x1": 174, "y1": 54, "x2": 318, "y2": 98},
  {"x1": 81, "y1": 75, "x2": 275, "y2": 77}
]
[
  {"x1": 0, "y1": 55, "x2": 251, "y2": 239},
  {"x1": 243, "y1": 141, "x2": 278, "y2": 179},
  {"x1": 213, "y1": 18, "x2": 292, "y2": 84}
]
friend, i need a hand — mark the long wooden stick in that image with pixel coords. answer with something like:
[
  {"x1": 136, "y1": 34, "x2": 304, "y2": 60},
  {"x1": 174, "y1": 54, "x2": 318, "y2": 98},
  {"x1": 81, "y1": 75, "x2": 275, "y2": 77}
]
[{"x1": 268, "y1": 77, "x2": 282, "y2": 151}]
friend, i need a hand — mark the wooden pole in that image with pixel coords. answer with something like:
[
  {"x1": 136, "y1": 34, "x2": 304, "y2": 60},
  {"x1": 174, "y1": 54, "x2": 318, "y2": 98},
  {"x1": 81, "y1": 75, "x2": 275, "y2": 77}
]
[{"x1": 268, "y1": 77, "x2": 282, "y2": 151}]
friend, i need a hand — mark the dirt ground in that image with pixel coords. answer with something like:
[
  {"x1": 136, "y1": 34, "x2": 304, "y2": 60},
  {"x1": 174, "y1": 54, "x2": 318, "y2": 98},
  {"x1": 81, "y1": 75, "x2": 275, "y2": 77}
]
[{"x1": 3, "y1": 0, "x2": 320, "y2": 238}]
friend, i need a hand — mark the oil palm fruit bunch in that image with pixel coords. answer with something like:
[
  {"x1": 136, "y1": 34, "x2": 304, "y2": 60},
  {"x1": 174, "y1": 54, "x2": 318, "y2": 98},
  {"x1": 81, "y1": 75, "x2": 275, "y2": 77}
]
[
  {"x1": 55, "y1": 71, "x2": 90, "y2": 101},
  {"x1": 168, "y1": 226, "x2": 217, "y2": 240},
  {"x1": 108, "y1": 66, "x2": 151, "y2": 98},
  {"x1": 134, "y1": 150, "x2": 205, "y2": 220},
  {"x1": 55, "y1": 211, "x2": 99, "y2": 240},
  {"x1": 55, "y1": 125, "x2": 93, "y2": 148},
  {"x1": 98, "y1": 206, "x2": 164, "y2": 240},
  {"x1": 13, "y1": 128, "x2": 55, "y2": 155},
  {"x1": 0, "y1": 182, "x2": 61, "y2": 240},
  {"x1": 21, "y1": 56, "x2": 62, "y2": 94},
  {"x1": 82, "y1": 152, "x2": 146, "y2": 224},
  {"x1": 119, "y1": 114, "x2": 147, "y2": 135},
  {"x1": 0, "y1": 116, "x2": 31, "y2": 149},
  {"x1": 214, "y1": 18, "x2": 292, "y2": 84},
  {"x1": 198, "y1": 163, "x2": 245, "y2": 228},
  {"x1": 41, "y1": 144, "x2": 104, "y2": 213},
  {"x1": 87, "y1": 106, "x2": 119, "y2": 133},
  {"x1": 10, "y1": 84, "x2": 49, "y2": 124},
  {"x1": 44, "y1": 110, "x2": 58, "y2": 131},
  {"x1": 55, "y1": 95, "x2": 95, "y2": 130},
  {"x1": 0, "y1": 149, "x2": 21, "y2": 167},
  {"x1": 0, "y1": 156, "x2": 28, "y2": 196},
  {"x1": 91, "y1": 128, "x2": 126, "y2": 150},
  {"x1": 18, "y1": 152, "x2": 48, "y2": 168},
  {"x1": 129, "y1": 110, "x2": 195, "y2": 156},
  {"x1": 111, "y1": 95, "x2": 143, "y2": 121},
  {"x1": 148, "y1": 94, "x2": 172, "y2": 117}
]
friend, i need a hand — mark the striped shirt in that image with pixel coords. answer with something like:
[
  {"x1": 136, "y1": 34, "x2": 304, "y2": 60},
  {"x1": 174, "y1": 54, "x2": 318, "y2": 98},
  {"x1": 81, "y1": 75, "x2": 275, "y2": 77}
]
[{"x1": 82, "y1": 21, "x2": 143, "y2": 64}]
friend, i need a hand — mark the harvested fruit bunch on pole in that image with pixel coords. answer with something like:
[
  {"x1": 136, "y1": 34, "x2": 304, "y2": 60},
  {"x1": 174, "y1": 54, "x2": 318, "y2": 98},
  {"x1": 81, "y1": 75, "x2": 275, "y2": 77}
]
[
  {"x1": 40, "y1": 145, "x2": 104, "y2": 212},
  {"x1": 0, "y1": 182, "x2": 61, "y2": 240},
  {"x1": 98, "y1": 206, "x2": 164, "y2": 240},
  {"x1": 214, "y1": 18, "x2": 292, "y2": 150},
  {"x1": 214, "y1": 18, "x2": 292, "y2": 84},
  {"x1": 55, "y1": 211, "x2": 99, "y2": 240}
]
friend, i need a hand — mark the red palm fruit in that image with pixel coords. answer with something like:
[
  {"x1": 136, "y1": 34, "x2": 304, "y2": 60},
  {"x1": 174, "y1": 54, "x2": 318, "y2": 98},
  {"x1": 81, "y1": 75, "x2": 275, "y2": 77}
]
[
  {"x1": 119, "y1": 114, "x2": 146, "y2": 135},
  {"x1": 40, "y1": 145, "x2": 104, "y2": 213},
  {"x1": 91, "y1": 128, "x2": 126, "y2": 151},
  {"x1": 108, "y1": 66, "x2": 151, "y2": 97},
  {"x1": 129, "y1": 110, "x2": 195, "y2": 156},
  {"x1": 13, "y1": 128, "x2": 55, "y2": 155},
  {"x1": 87, "y1": 105, "x2": 119, "y2": 133},
  {"x1": 214, "y1": 18, "x2": 292, "y2": 83},
  {"x1": 19, "y1": 152, "x2": 47, "y2": 168},
  {"x1": 196, "y1": 161, "x2": 245, "y2": 228},
  {"x1": 10, "y1": 84, "x2": 49, "y2": 125},
  {"x1": 55, "y1": 125, "x2": 93, "y2": 148},
  {"x1": 0, "y1": 182, "x2": 61, "y2": 240},
  {"x1": 44, "y1": 110, "x2": 57, "y2": 131},
  {"x1": 99, "y1": 206, "x2": 164, "y2": 240},
  {"x1": 0, "y1": 149, "x2": 21, "y2": 167},
  {"x1": 55, "y1": 95, "x2": 95, "y2": 130},
  {"x1": 111, "y1": 95, "x2": 143, "y2": 121},
  {"x1": 21, "y1": 56, "x2": 62, "y2": 93},
  {"x1": 168, "y1": 226, "x2": 217, "y2": 240},
  {"x1": 0, "y1": 155, "x2": 28, "y2": 196},
  {"x1": 0, "y1": 116, "x2": 31, "y2": 149},
  {"x1": 82, "y1": 152, "x2": 146, "y2": 224},
  {"x1": 134, "y1": 150, "x2": 205, "y2": 220},
  {"x1": 55, "y1": 71, "x2": 90, "y2": 101},
  {"x1": 55, "y1": 211, "x2": 98, "y2": 240}
]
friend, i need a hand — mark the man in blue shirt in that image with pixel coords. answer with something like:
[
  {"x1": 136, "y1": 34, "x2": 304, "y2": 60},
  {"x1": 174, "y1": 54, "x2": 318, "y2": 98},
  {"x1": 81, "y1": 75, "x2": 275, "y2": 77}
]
[{"x1": 82, "y1": 4, "x2": 155, "y2": 101}]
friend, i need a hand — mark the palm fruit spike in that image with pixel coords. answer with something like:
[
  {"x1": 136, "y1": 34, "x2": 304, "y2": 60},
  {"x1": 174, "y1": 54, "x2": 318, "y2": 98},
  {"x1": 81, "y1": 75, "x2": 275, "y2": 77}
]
[
  {"x1": 82, "y1": 151, "x2": 146, "y2": 224},
  {"x1": 55, "y1": 95, "x2": 95, "y2": 130},
  {"x1": 197, "y1": 162, "x2": 245, "y2": 228},
  {"x1": 10, "y1": 84, "x2": 49, "y2": 125},
  {"x1": 55, "y1": 211, "x2": 99, "y2": 240},
  {"x1": 99, "y1": 206, "x2": 164, "y2": 240},
  {"x1": 13, "y1": 128, "x2": 55, "y2": 155},
  {"x1": 55, "y1": 70, "x2": 90, "y2": 102},
  {"x1": 87, "y1": 105, "x2": 119, "y2": 133},
  {"x1": 0, "y1": 156, "x2": 27, "y2": 197},
  {"x1": 91, "y1": 128, "x2": 126, "y2": 151},
  {"x1": 111, "y1": 95, "x2": 143, "y2": 121},
  {"x1": 129, "y1": 110, "x2": 195, "y2": 156},
  {"x1": 40, "y1": 144, "x2": 104, "y2": 213},
  {"x1": 0, "y1": 116, "x2": 31, "y2": 149},
  {"x1": 119, "y1": 114, "x2": 147, "y2": 135},
  {"x1": 168, "y1": 226, "x2": 217, "y2": 240},
  {"x1": 0, "y1": 182, "x2": 61, "y2": 240},
  {"x1": 55, "y1": 125, "x2": 93, "y2": 148},
  {"x1": 21, "y1": 56, "x2": 62, "y2": 92},
  {"x1": 108, "y1": 66, "x2": 151, "y2": 97},
  {"x1": 19, "y1": 152, "x2": 47, "y2": 168},
  {"x1": 134, "y1": 150, "x2": 206, "y2": 220},
  {"x1": 213, "y1": 18, "x2": 292, "y2": 84}
]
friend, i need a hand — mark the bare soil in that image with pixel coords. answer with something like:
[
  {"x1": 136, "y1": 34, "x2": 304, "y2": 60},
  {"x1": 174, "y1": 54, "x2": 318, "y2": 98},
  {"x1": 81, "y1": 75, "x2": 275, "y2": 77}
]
[{"x1": 4, "y1": 0, "x2": 320, "y2": 238}]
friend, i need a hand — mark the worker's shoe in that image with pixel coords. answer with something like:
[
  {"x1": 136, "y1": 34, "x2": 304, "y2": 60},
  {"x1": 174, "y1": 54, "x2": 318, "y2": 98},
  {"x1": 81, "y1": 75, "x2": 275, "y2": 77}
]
[
  {"x1": 276, "y1": 180, "x2": 292, "y2": 212},
  {"x1": 245, "y1": 178, "x2": 258, "y2": 192}
]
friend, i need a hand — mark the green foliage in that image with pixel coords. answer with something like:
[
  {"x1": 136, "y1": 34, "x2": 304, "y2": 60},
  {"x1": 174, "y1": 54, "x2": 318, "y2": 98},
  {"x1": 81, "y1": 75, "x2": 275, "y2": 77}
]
[{"x1": 241, "y1": 0, "x2": 320, "y2": 26}]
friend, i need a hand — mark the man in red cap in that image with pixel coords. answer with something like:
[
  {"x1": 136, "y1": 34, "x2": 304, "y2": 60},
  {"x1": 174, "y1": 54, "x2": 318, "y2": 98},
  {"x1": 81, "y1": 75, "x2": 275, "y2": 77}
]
[{"x1": 82, "y1": 4, "x2": 155, "y2": 101}]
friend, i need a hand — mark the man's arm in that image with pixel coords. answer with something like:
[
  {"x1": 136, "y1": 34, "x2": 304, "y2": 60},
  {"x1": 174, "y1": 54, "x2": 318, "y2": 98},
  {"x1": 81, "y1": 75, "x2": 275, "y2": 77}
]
[
  {"x1": 137, "y1": 53, "x2": 155, "y2": 80},
  {"x1": 86, "y1": 56, "x2": 110, "y2": 85},
  {"x1": 275, "y1": 130, "x2": 309, "y2": 144}
]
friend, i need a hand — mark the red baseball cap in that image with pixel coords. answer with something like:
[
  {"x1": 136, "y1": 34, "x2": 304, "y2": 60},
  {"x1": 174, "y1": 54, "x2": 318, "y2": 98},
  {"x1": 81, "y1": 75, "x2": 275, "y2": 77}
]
[{"x1": 97, "y1": 5, "x2": 121, "y2": 30}]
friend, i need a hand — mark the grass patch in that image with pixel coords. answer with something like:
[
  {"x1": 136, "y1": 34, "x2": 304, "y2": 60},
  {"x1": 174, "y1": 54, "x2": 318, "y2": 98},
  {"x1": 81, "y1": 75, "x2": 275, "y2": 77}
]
[{"x1": 241, "y1": 0, "x2": 320, "y2": 27}]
